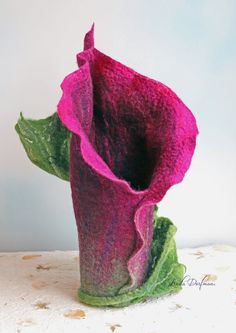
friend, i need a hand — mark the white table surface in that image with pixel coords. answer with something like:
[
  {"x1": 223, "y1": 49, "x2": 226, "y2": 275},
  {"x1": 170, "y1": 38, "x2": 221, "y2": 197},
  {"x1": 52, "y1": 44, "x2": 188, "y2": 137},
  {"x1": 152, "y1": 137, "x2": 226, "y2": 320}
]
[{"x1": 0, "y1": 245, "x2": 235, "y2": 333}]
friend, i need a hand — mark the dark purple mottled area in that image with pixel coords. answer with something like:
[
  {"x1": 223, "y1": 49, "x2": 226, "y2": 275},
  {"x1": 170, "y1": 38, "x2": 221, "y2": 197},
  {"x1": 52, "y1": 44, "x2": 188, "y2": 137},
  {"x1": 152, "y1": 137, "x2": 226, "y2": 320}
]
[{"x1": 58, "y1": 24, "x2": 198, "y2": 296}]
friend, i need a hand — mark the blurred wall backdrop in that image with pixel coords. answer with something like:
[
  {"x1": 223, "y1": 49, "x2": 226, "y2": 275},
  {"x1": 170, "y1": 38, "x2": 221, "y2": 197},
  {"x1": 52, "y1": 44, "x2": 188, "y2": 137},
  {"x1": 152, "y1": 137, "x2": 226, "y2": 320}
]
[{"x1": 0, "y1": 0, "x2": 235, "y2": 251}]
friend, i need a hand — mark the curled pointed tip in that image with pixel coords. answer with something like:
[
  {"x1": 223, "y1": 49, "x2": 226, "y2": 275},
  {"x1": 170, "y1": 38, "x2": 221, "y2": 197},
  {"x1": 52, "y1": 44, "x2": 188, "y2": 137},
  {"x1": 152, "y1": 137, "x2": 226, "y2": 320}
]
[{"x1": 84, "y1": 23, "x2": 95, "y2": 50}]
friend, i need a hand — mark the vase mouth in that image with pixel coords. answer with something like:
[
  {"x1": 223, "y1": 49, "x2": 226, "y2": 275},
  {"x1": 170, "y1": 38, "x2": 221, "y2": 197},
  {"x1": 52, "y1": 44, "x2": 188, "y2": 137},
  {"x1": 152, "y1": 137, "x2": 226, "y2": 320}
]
[{"x1": 58, "y1": 24, "x2": 198, "y2": 201}]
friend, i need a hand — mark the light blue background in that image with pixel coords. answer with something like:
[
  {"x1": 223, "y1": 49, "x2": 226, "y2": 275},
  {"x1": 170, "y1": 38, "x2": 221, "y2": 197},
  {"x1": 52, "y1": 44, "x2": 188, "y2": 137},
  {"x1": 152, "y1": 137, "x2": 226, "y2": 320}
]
[{"x1": 1, "y1": 0, "x2": 235, "y2": 251}]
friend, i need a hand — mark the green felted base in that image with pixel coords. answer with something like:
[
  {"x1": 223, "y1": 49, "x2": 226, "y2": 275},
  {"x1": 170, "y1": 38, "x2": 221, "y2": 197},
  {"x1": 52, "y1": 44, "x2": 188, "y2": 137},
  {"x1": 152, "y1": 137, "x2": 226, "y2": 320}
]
[{"x1": 78, "y1": 208, "x2": 186, "y2": 308}]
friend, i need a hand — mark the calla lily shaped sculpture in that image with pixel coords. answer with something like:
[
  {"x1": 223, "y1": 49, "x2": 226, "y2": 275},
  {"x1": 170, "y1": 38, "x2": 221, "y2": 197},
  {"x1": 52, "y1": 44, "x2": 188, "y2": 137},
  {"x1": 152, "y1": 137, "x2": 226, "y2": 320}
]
[{"x1": 15, "y1": 24, "x2": 198, "y2": 307}]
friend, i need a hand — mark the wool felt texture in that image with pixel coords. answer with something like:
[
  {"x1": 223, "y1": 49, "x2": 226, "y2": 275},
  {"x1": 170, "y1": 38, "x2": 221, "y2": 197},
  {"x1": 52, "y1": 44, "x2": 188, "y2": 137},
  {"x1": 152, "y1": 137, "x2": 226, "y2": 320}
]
[
  {"x1": 57, "y1": 24, "x2": 199, "y2": 300},
  {"x1": 78, "y1": 208, "x2": 186, "y2": 307},
  {"x1": 15, "y1": 24, "x2": 198, "y2": 306},
  {"x1": 15, "y1": 113, "x2": 71, "y2": 181}
]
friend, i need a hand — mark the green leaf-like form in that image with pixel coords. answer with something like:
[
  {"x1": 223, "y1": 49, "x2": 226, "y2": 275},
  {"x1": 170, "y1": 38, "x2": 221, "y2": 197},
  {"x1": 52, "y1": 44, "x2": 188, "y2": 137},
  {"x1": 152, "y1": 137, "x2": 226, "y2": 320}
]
[
  {"x1": 15, "y1": 112, "x2": 71, "y2": 181},
  {"x1": 78, "y1": 207, "x2": 185, "y2": 307}
]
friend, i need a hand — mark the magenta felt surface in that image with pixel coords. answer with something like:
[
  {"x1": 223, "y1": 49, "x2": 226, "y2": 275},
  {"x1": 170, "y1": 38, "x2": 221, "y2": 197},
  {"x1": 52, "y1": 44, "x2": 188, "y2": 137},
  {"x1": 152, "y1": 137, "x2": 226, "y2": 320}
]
[{"x1": 57, "y1": 24, "x2": 198, "y2": 296}]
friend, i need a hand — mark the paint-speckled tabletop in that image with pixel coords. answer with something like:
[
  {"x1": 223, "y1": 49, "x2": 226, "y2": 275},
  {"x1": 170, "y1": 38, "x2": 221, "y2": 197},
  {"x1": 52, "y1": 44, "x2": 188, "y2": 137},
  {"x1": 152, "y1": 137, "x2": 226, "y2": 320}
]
[{"x1": 0, "y1": 245, "x2": 235, "y2": 333}]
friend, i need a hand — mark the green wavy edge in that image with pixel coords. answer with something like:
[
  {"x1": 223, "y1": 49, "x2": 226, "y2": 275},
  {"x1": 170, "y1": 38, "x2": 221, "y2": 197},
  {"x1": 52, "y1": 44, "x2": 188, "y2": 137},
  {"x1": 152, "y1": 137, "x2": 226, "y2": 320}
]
[
  {"x1": 78, "y1": 208, "x2": 186, "y2": 307},
  {"x1": 15, "y1": 112, "x2": 71, "y2": 181}
]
